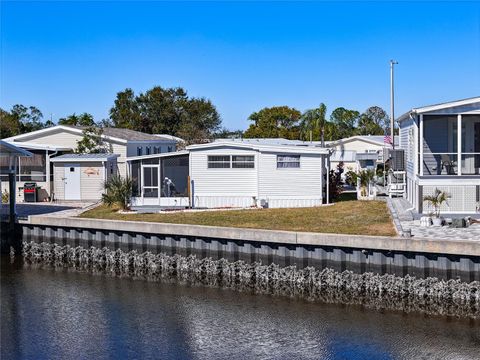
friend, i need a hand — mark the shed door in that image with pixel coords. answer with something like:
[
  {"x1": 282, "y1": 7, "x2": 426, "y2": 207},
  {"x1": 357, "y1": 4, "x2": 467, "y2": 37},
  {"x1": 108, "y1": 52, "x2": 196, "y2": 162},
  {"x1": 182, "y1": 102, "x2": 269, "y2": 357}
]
[{"x1": 64, "y1": 164, "x2": 81, "y2": 200}]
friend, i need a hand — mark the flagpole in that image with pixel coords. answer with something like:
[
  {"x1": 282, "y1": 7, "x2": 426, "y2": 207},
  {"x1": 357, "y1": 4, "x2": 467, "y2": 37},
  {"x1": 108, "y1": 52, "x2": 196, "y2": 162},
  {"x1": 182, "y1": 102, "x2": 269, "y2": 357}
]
[{"x1": 390, "y1": 60, "x2": 398, "y2": 149}]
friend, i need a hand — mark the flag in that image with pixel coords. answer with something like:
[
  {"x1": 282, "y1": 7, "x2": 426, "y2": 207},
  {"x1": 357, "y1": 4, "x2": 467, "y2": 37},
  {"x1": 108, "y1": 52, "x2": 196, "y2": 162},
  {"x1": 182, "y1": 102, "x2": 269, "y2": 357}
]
[{"x1": 384, "y1": 128, "x2": 392, "y2": 145}]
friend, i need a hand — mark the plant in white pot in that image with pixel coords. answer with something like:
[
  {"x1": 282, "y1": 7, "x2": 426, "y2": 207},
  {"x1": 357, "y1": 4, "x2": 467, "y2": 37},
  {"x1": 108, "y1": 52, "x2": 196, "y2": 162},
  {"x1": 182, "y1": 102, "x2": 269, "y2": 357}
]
[{"x1": 423, "y1": 188, "x2": 449, "y2": 226}]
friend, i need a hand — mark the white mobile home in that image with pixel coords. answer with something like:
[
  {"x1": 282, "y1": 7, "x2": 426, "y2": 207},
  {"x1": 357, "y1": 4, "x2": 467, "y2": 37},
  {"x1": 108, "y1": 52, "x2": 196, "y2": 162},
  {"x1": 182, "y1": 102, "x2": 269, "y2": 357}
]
[
  {"x1": 398, "y1": 97, "x2": 480, "y2": 214},
  {"x1": 1, "y1": 125, "x2": 178, "y2": 201},
  {"x1": 128, "y1": 140, "x2": 331, "y2": 209}
]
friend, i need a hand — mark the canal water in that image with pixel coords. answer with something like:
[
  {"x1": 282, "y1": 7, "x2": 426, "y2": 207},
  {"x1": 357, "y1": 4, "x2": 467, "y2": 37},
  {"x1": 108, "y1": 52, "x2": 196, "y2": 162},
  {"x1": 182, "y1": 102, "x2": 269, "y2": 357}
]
[{"x1": 1, "y1": 256, "x2": 479, "y2": 360}]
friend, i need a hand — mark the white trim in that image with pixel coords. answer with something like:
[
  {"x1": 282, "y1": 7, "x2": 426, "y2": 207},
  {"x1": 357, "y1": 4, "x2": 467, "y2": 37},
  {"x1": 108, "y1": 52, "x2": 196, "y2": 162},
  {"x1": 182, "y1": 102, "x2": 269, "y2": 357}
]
[
  {"x1": 2, "y1": 141, "x2": 71, "y2": 151},
  {"x1": 325, "y1": 135, "x2": 386, "y2": 148},
  {"x1": 50, "y1": 154, "x2": 120, "y2": 163},
  {"x1": 0, "y1": 140, "x2": 33, "y2": 157},
  {"x1": 397, "y1": 96, "x2": 480, "y2": 123},
  {"x1": 186, "y1": 141, "x2": 330, "y2": 155},
  {"x1": 3, "y1": 125, "x2": 128, "y2": 144},
  {"x1": 417, "y1": 176, "x2": 480, "y2": 186},
  {"x1": 419, "y1": 114, "x2": 424, "y2": 176},
  {"x1": 457, "y1": 114, "x2": 462, "y2": 176}
]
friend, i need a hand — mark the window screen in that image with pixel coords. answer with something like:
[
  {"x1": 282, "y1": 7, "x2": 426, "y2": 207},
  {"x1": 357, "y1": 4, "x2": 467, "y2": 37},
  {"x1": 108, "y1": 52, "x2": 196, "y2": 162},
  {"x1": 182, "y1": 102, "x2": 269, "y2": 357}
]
[
  {"x1": 208, "y1": 155, "x2": 230, "y2": 168},
  {"x1": 277, "y1": 155, "x2": 300, "y2": 168},
  {"x1": 232, "y1": 155, "x2": 254, "y2": 168}
]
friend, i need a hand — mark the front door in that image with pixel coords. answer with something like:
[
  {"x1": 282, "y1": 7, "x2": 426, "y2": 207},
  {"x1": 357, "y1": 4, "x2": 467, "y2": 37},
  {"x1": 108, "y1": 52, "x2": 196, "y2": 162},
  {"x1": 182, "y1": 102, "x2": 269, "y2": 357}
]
[
  {"x1": 64, "y1": 164, "x2": 81, "y2": 200},
  {"x1": 141, "y1": 165, "x2": 160, "y2": 205}
]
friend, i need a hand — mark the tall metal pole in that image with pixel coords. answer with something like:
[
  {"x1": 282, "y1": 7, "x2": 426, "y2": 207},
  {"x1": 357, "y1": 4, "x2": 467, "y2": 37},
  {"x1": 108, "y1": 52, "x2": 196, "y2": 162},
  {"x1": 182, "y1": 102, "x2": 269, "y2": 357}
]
[{"x1": 390, "y1": 60, "x2": 398, "y2": 149}]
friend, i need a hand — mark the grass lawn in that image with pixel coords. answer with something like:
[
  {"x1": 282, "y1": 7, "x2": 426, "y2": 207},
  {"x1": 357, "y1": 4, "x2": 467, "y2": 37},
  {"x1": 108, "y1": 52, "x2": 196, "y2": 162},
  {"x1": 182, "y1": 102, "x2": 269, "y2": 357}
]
[{"x1": 79, "y1": 198, "x2": 396, "y2": 237}]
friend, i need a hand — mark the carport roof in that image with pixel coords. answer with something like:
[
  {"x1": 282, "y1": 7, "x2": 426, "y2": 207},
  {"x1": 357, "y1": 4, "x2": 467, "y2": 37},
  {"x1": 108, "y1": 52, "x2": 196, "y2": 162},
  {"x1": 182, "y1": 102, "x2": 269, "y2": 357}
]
[{"x1": 50, "y1": 153, "x2": 120, "y2": 162}]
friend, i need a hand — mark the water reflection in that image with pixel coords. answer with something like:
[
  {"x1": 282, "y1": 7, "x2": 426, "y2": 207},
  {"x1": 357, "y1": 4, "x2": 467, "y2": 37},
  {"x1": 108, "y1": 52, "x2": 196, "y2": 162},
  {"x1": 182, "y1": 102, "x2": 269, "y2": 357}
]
[{"x1": 1, "y1": 258, "x2": 479, "y2": 360}]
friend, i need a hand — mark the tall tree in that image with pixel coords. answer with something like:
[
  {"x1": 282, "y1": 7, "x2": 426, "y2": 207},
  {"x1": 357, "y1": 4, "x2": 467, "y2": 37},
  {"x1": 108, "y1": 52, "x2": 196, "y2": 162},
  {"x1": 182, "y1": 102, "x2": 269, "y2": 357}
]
[
  {"x1": 109, "y1": 88, "x2": 141, "y2": 130},
  {"x1": 58, "y1": 113, "x2": 96, "y2": 127},
  {"x1": 244, "y1": 106, "x2": 302, "y2": 140},
  {"x1": 356, "y1": 106, "x2": 389, "y2": 135},
  {"x1": 330, "y1": 107, "x2": 360, "y2": 139},
  {"x1": 0, "y1": 105, "x2": 45, "y2": 138},
  {"x1": 176, "y1": 97, "x2": 221, "y2": 144},
  {"x1": 109, "y1": 86, "x2": 221, "y2": 141},
  {"x1": 300, "y1": 103, "x2": 328, "y2": 145}
]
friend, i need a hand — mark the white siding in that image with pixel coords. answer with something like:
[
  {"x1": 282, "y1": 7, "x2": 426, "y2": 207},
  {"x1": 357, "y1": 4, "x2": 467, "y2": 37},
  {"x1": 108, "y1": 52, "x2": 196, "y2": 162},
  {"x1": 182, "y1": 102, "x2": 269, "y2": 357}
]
[
  {"x1": 14, "y1": 128, "x2": 83, "y2": 148},
  {"x1": 189, "y1": 146, "x2": 258, "y2": 196},
  {"x1": 53, "y1": 165, "x2": 65, "y2": 200},
  {"x1": 53, "y1": 161, "x2": 107, "y2": 200},
  {"x1": 328, "y1": 139, "x2": 384, "y2": 153},
  {"x1": 80, "y1": 162, "x2": 105, "y2": 200},
  {"x1": 188, "y1": 146, "x2": 325, "y2": 208},
  {"x1": 258, "y1": 152, "x2": 322, "y2": 198}
]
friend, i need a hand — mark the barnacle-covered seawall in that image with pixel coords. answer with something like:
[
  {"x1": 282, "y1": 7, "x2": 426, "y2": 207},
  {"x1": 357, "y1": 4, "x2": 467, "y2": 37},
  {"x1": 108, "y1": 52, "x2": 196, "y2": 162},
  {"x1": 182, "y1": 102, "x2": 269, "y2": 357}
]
[{"x1": 22, "y1": 241, "x2": 480, "y2": 319}]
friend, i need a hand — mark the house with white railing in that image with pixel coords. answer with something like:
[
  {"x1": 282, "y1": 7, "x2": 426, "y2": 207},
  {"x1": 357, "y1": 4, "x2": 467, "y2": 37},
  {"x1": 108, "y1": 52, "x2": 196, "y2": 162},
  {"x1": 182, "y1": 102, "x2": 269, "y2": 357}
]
[{"x1": 397, "y1": 97, "x2": 480, "y2": 214}]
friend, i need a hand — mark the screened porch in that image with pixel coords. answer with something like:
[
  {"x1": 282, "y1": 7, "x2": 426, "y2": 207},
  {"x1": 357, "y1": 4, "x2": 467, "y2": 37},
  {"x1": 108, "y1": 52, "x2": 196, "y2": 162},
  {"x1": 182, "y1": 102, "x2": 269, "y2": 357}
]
[
  {"x1": 128, "y1": 152, "x2": 190, "y2": 207},
  {"x1": 421, "y1": 114, "x2": 480, "y2": 176}
]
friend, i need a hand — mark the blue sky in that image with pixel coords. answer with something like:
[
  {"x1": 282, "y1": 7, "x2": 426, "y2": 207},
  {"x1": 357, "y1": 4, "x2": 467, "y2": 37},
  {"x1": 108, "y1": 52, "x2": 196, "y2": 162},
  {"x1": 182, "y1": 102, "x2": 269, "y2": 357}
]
[{"x1": 1, "y1": 1, "x2": 479, "y2": 131}]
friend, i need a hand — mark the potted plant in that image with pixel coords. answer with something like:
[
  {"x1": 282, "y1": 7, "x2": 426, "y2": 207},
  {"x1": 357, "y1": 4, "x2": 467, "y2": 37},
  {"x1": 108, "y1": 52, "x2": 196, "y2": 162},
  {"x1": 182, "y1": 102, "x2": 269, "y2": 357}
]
[
  {"x1": 358, "y1": 169, "x2": 375, "y2": 198},
  {"x1": 423, "y1": 188, "x2": 449, "y2": 226}
]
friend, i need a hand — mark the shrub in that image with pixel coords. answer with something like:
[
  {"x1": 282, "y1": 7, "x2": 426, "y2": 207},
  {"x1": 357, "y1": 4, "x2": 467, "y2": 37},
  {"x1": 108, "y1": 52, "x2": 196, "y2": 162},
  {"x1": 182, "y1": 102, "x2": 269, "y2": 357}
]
[
  {"x1": 102, "y1": 175, "x2": 134, "y2": 211},
  {"x1": 345, "y1": 170, "x2": 358, "y2": 187},
  {"x1": 2, "y1": 189, "x2": 9, "y2": 204}
]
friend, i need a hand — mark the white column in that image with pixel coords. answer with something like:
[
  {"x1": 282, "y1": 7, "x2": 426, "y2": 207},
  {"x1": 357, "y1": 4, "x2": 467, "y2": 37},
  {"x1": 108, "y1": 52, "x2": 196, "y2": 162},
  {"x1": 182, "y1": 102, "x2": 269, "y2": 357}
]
[
  {"x1": 457, "y1": 114, "x2": 462, "y2": 176},
  {"x1": 46, "y1": 150, "x2": 51, "y2": 200},
  {"x1": 419, "y1": 114, "x2": 424, "y2": 176}
]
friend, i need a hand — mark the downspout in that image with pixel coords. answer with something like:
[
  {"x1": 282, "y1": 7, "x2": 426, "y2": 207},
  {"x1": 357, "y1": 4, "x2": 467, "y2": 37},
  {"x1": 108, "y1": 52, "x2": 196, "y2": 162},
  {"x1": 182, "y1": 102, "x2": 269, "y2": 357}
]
[{"x1": 326, "y1": 153, "x2": 330, "y2": 204}]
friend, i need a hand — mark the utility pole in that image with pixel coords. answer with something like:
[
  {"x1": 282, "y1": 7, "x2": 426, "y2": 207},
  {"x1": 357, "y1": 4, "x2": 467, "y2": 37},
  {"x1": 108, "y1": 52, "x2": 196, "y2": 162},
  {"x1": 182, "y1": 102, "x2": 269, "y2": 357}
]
[{"x1": 390, "y1": 60, "x2": 398, "y2": 149}]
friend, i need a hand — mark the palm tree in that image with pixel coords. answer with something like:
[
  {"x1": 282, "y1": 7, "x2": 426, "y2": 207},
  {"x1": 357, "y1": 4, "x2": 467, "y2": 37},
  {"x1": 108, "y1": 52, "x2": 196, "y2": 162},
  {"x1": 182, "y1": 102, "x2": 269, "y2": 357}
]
[
  {"x1": 102, "y1": 175, "x2": 134, "y2": 210},
  {"x1": 423, "y1": 188, "x2": 449, "y2": 218},
  {"x1": 300, "y1": 103, "x2": 327, "y2": 146}
]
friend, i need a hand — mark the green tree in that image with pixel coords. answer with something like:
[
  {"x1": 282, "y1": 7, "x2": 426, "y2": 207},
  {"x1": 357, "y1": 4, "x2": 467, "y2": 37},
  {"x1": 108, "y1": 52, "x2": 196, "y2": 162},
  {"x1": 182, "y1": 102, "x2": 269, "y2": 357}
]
[
  {"x1": 75, "y1": 126, "x2": 112, "y2": 153},
  {"x1": 109, "y1": 88, "x2": 141, "y2": 130},
  {"x1": 0, "y1": 105, "x2": 45, "y2": 138},
  {"x1": 356, "y1": 106, "x2": 389, "y2": 136},
  {"x1": 330, "y1": 107, "x2": 360, "y2": 139},
  {"x1": 244, "y1": 106, "x2": 302, "y2": 140},
  {"x1": 109, "y1": 86, "x2": 221, "y2": 141},
  {"x1": 177, "y1": 97, "x2": 221, "y2": 144},
  {"x1": 300, "y1": 103, "x2": 328, "y2": 145},
  {"x1": 58, "y1": 113, "x2": 95, "y2": 127}
]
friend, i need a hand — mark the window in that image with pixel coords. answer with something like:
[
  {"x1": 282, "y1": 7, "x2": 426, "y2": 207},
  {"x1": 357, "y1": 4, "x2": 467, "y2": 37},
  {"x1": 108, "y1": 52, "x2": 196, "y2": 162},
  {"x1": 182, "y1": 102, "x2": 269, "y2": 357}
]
[
  {"x1": 153, "y1": 146, "x2": 160, "y2": 154},
  {"x1": 207, "y1": 155, "x2": 230, "y2": 168},
  {"x1": 137, "y1": 147, "x2": 143, "y2": 156},
  {"x1": 232, "y1": 155, "x2": 254, "y2": 168},
  {"x1": 168, "y1": 146, "x2": 173, "y2": 152},
  {"x1": 146, "y1": 146, "x2": 151, "y2": 155},
  {"x1": 277, "y1": 155, "x2": 300, "y2": 168}
]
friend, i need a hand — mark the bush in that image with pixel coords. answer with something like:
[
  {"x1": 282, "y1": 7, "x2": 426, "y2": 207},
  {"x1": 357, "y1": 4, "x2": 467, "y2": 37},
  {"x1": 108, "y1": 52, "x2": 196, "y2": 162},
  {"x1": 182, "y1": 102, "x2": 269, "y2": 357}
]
[
  {"x1": 102, "y1": 175, "x2": 134, "y2": 211},
  {"x1": 345, "y1": 170, "x2": 358, "y2": 187},
  {"x1": 2, "y1": 189, "x2": 9, "y2": 204}
]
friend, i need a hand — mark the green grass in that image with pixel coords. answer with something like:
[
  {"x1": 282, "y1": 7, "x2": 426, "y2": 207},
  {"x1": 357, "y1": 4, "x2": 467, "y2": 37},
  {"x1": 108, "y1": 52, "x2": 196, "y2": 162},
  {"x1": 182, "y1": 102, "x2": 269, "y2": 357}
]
[{"x1": 79, "y1": 199, "x2": 396, "y2": 237}]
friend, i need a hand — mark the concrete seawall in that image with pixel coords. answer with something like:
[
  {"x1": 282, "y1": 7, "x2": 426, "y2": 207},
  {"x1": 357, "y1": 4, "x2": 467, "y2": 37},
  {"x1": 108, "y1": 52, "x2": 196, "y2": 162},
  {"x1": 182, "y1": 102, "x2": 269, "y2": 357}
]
[{"x1": 18, "y1": 215, "x2": 480, "y2": 282}]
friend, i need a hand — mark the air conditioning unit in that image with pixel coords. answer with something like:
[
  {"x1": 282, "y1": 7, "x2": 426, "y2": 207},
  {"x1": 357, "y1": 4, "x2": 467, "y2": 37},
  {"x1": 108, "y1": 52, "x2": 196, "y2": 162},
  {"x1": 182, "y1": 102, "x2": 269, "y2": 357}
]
[{"x1": 385, "y1": 149, "x2": 405, "y2": 171}]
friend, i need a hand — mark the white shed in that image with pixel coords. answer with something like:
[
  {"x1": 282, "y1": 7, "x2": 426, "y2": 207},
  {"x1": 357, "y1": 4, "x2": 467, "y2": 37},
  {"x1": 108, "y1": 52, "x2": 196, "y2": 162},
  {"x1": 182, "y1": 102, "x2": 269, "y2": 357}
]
[{"x1": 50, "y1": 154, "x2": 119, "y2": 201}]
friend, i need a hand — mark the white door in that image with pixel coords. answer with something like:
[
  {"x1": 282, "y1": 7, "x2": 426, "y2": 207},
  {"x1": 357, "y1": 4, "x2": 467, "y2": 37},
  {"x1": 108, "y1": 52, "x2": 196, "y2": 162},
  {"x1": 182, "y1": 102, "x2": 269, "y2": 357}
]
[
  {"x1": 141, "y1": 165, "x2": 160, "y2": 205},
  {"x1": 64, "y1": 164, "x2": 81, "y2": 200}
]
